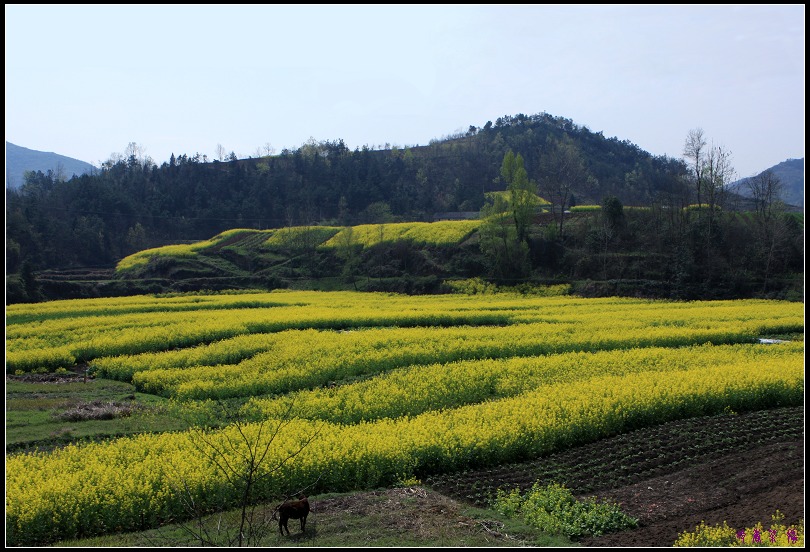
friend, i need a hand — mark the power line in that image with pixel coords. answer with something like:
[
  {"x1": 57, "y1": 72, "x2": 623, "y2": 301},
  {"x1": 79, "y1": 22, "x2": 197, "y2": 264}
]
[{"x1": 4, "y1": 200, "x2": 290, "y2": 224}]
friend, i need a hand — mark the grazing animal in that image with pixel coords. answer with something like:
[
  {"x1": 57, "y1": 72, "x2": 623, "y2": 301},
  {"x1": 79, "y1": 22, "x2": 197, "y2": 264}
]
[{"x1": 275, "y1": 496, "x2": 309, "y2": 535}]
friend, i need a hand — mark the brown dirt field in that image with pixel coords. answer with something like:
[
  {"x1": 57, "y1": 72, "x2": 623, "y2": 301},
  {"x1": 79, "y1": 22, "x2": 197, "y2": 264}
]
[
  {"x1": 425, "y1": 406, "x2": 805, "y2": 547},
  {"x1": 577, "y1": 439, "x2": 804, "y2": 547},
  {"x1": 304, "y1": 435, "x2": 803, "y2": 547}
]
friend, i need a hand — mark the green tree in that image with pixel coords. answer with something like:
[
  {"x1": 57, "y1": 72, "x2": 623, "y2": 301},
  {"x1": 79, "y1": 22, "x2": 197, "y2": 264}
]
[
  {"x1": 338, "y1": 195, "x2": 350, "y2": 225},
  {"x1": 335, "y1": 227, "x2": 361, "y2": 289},
  {"x1": 597, "y1": 196, "x2": 625, "y2": 279},
  {"x1": 601, "y1": 195, "x2": 625, "y2": 232},
  {"x1": 20, "y1": 260, "x2": 41, "y2": 302},
  {"x1": 498, "y1": 151, "x2": 538, "y2": 244},
  {"x1": 362, "y1": 201, "x2": 393, "y2": 224},
  {"x1": 478, "y1": 191, "x2": 529, "y2": 280},
  {"x1": 125, "y1": 223, "x2": 148, "y2": 254}
]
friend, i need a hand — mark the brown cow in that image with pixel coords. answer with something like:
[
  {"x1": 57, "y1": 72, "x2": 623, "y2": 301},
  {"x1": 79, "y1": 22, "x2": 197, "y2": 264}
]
[{"x1": 274, "y1": 496, "x2": 309, "y2": 535}]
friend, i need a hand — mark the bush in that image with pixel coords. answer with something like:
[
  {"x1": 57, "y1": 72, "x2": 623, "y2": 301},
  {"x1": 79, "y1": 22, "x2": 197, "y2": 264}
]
[
  {"x1": 493, "y1": 482, "x2": 638, "y2": 539},
  {"x1": 444, "y1": 277, "x2": 498, "y2": 295},
  {"x1": 445, "y1": 278, "x2": 570, "y2": 297}
]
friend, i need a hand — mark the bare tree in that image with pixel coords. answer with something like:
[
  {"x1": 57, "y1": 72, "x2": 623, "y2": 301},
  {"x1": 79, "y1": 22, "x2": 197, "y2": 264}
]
[
  {"x1": 703, "y1": 144, "x2": 734, "y2": 210},
  {"x1": 683, "y1": 128, "x2": 707, "y2": 209},
  {"x1": 215, "y1": 144, "x2": 226, "y2": 162},
  {"x1": 759, "y1": 214, "x2": 795, "y2": 293},
  {"x1": 124, "y1": 142, "x2": 143, "y2": 162},
  {"x1": 123, "y1": 142, "x2": 153, "y2": 167},
  {"x1": 681, "y1": 129, "x2": 737, "y2": 279},
  {"x1": 163, "y1": 400, "x2": 323, "y2": 547},
  {"x1": 598, "y1": 196, "x2": 625, "y2": 279},
  {"x1": 538, "y1": 134, "x2": 591, "y2": 239},
  {"x1": 53, "y1": 162, "x2": 67, "y2": 183},
  {"x1": 682, "y1": 128, "x2": 734, "y2": 214},
  {"x1": 747, "y1": 170, "x2": 790, "y2": 291},
  {"x1": 747, "y1": 170, "x2": 784, "y2": 224}
]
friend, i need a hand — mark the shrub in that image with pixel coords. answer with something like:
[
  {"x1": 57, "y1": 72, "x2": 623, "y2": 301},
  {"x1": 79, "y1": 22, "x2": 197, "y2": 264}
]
[
  {"x1": 445, "y1": 278, "x2": 570, "y2": 297},
  {"x1": 444, "y1": 277, "x2": 498, "y2": 295},
  {"x1": 493, "y1": 481, "x2": 638, "y2": 539}
]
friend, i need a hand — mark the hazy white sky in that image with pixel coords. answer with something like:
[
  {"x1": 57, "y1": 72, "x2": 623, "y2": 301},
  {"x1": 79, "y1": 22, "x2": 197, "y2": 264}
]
[{"x1": 5, "y1": 4, "x2": 805, "y2": 179}]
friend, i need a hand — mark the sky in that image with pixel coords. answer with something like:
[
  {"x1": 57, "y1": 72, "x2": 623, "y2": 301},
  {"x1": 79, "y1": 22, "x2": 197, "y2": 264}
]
[{"x1": 5, "y1": 4, "x2": 805, "y2": 180}]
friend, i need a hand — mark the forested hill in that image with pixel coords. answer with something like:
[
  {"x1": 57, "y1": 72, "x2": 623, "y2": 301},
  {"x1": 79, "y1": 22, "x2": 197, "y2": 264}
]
[
  {"x1": 7, "y1": 111, "x2": 803, "y2": 305},
  {"x1": 7, "y1": 112, "x2": 687, "y2": 269}
]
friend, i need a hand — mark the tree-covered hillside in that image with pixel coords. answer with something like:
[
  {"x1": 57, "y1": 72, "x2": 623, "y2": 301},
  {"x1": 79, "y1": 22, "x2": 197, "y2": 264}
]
[
  {"x1": 6, "y1": 113, "x2": 684, "y2": 268},
  {"x1": 6, "y1": 112, "x2": 803, "y2": 303}
]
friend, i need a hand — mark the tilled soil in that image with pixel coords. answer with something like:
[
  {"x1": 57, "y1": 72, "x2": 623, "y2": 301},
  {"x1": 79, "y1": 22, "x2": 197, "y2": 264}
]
[
  {"x1": 425, "y1": 406, "x2": 805, "y2": 547},
  {"x1": 577, "y1": 438, "x2": 804, "y2": 547}
]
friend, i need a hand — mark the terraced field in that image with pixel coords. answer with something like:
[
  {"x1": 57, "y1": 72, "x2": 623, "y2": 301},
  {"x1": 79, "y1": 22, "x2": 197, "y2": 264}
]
[{"x1": 5, "y1": 290, "x2": 804, "y2": 546}]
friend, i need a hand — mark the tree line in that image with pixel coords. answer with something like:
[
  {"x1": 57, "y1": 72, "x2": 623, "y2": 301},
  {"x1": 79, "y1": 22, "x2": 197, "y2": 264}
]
[{"x1": 5, "y1": 112, "x2": 803, "y2": 302}]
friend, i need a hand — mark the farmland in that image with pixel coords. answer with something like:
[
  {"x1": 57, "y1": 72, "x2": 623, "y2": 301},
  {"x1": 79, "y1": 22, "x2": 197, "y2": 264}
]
[{"x1": 4, "y1": 289, "x2": 804, "y2": 546}]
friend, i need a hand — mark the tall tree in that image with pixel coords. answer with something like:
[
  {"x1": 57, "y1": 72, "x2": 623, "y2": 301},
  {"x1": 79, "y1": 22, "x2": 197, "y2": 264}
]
[
  {"x1": 498, "y1": 151, "x2": 538, "y2": 244},
  {"x1": 682, "y1": 129, "x2": 734, "y2": 215},
  {"x1": 597, "y1": 195, "x2": 625, "y2": 279},
  {"x1": 747, "y1": 169, "x2": 784, "y2": 224},
  {"x1": 538, "y1": 135, "x2": 590, "y2": 239},
  {"x1": 746, "y1": 170, "x2": 791, "y2": 291},
  {"x1": 682, "y1": 128, "x2": 706, "y2": 209},
  {"x1": 701, "y1": 142, "x2": 734, "y2": 219},
  {"x1": 478, "y1": 191, "x2": 529, "y2": 280}
]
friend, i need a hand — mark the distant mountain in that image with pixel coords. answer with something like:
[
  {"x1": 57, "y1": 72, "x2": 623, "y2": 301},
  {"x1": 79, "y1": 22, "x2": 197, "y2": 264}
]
[
  {"x1": 729, "y1": 158, "x2": 804, "y2": 208},
  {"x1": 5, "y1": 141, "x2": 96, "y2": 189}
]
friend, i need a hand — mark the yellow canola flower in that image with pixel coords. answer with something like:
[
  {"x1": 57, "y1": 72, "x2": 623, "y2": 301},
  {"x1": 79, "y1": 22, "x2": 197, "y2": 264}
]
[{"x1": 7, "y1": 354, "x2": 802, "y2": 546}]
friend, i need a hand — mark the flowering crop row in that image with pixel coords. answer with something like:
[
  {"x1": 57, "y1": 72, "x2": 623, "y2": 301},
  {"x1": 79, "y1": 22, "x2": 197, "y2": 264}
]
[
  {"x1": 3, "y1": 289, "x2": 279, "y2": 325},
  {"x1": 6, "y1": 353, "x2": 802, "y2": 546},
  {"x1": 128, "y1": 320, "x2": 793, "y2": 401},
  {"x1": 261, "y1": 226, "x2": 341, "y2": 249},
  {"x1": 247, "y1": 342, "x2": 804, "y2": 425},
  {"x1": 7, "y1": 292, "x2": 802, "y2": 376},
  {"x1": 115, "y1": 229, "x2": 264, "y2": 272},
  {"x1": 319, "y1": 220, "x2": 480, "y2": 249},
  {"x1": 113, "y1": 220, "x2": 479, "y2": 275},
  {"x1": 7, "y1": 290, "x2": 801, "y2": 332},
  {"x1": 675, "y1": 512, "x2": 804, "y2": 547},
  {"x1": 7, "y1": 297, "x2": 529, "y2": 372}
]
